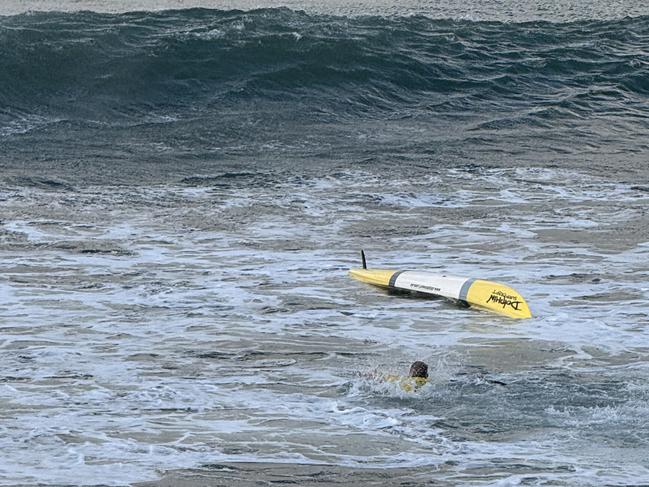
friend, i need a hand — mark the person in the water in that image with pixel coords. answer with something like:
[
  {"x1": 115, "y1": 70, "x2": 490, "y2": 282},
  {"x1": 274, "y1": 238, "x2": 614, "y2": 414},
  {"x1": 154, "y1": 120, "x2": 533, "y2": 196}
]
[
  {"x1": 384, "y1": 360, "x2": 429, "y2": 392},
  {"x1": 379, "y1": 360, "x2": 506, "y2": 391},
  {"x1": 409, "y1": 360, "x2": 428, "y2": 379},
  {"x1": 404, "y1": 360, "x2": 429, "y2": 391}
]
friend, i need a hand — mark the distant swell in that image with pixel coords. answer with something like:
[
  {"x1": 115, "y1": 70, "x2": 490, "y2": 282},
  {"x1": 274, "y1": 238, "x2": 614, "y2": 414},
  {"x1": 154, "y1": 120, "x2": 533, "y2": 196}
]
[
  {"x1": 1, "y1": 10, "x2": 648, "y2": 123},
  {"x1": 1, "y1": 8, "x2": 648, "y2": 182}
]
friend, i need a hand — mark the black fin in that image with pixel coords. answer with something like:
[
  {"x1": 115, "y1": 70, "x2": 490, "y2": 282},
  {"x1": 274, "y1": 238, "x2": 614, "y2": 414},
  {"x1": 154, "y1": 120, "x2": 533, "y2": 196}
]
[{"x1": 361, "y1": 250, "x2": 367, "y2": 269}]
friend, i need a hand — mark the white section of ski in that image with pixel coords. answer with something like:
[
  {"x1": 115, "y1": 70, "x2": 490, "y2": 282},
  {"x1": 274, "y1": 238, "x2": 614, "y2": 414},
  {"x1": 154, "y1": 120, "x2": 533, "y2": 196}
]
[{"x1": 392, "y1": 271, "x2": 468, "y2": 300}]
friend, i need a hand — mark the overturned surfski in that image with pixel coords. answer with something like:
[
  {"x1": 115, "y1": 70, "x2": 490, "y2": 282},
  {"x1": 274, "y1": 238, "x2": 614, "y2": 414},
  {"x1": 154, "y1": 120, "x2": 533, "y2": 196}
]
[{"x1": 349, "y1": 251, "x2": 531, "y2": 319}]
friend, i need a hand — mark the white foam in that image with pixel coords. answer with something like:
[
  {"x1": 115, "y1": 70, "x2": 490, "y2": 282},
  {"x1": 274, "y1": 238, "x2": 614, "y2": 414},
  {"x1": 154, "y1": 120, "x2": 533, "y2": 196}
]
[{"x1": 2, "y1": 168, "x2": 649, "y2": 484}]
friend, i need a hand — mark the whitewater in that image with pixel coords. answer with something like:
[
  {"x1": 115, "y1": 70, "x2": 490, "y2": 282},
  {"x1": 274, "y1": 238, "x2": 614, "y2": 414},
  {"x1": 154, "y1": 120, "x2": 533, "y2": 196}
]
[{"x1": 1, "y1": 2, "x2": 648, "y2": 486}]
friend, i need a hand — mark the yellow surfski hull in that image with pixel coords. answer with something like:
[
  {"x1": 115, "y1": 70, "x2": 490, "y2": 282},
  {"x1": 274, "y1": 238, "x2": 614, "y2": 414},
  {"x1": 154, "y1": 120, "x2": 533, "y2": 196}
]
[{"x1": 349, "y1": 268, "x2": 531, "y2": 319}]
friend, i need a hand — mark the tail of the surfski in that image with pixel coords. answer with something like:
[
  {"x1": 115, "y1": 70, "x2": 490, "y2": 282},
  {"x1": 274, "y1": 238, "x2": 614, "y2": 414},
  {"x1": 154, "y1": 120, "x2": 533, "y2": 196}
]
[{"x1": 350, "y1": 251, "x2": 396, "y2": 287}]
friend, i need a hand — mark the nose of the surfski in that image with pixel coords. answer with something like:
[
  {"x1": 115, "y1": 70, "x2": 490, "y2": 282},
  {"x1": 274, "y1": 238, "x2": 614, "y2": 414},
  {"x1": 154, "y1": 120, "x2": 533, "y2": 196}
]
[
  {"x1": 522, "y1": 298, "x2": 532, "y2": 318},
  {"x1": 515, "y1": 298, "x2": 532, "y2": 319},
  {"x1": 466, "y1": 280, "x2": 532, "y2": 319}
]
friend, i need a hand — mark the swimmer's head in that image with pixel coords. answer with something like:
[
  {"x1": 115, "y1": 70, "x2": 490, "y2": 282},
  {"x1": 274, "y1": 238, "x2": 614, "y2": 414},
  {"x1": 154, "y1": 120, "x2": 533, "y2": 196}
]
[{"x1": 409, "y1": 361, "x2": 428, "y2": 379}]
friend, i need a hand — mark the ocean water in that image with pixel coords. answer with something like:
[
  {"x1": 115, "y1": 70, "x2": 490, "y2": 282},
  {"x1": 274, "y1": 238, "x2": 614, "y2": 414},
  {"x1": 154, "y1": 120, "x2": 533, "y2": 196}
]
[{"x1": 1, "y1": 3, "x2": 649, "y2": 486}]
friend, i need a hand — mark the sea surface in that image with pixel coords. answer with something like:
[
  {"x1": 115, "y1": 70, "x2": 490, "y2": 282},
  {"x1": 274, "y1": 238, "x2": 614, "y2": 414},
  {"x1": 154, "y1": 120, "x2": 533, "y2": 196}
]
[{"x1": 1, "y1": 2, "x2": 649, "y2": 485}]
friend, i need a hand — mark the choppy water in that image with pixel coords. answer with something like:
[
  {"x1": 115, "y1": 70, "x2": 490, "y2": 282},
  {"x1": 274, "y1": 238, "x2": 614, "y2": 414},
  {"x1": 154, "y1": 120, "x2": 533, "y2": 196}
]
[
  {"x1": 3, "y1": 0, "x2": 649, "y2": 21},
  {"x1": 1, "y1": 4, "x2": 649, "y2": 486}
]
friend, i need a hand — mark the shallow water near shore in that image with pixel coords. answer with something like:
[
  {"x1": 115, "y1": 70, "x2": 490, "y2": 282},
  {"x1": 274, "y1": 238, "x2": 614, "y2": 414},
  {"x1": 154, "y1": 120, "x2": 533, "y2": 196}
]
[{"x1": 1, "y1": 2, "x2": 649, "y2": 485}]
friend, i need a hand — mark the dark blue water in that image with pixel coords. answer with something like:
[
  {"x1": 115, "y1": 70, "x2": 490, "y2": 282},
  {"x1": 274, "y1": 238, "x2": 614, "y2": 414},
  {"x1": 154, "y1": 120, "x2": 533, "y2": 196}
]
[{"x1": 1, "y1": 9, "x2": 648, "y2": 183}]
